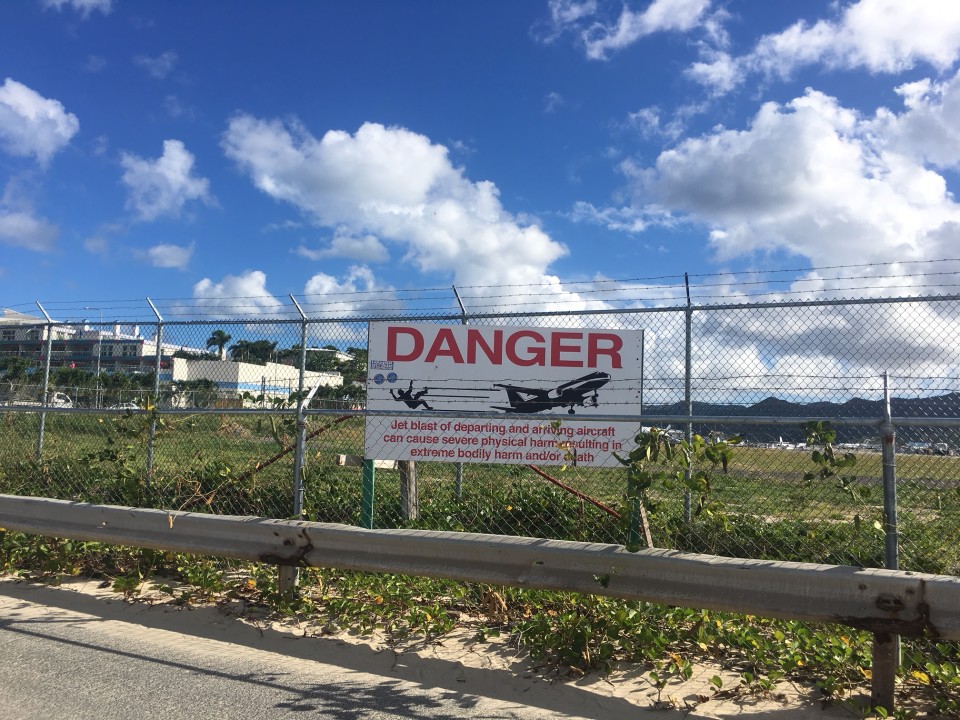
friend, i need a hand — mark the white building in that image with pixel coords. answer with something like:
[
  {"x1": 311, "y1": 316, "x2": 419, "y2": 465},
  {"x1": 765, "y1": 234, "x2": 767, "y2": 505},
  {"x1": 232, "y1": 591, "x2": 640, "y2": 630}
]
[{"x1": 168, "y1": 358, "x2": 342, "y2": 405}]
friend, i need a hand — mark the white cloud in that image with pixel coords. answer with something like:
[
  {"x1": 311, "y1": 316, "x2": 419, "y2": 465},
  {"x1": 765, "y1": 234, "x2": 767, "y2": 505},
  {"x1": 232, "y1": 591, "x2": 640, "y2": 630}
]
[
  {"x1": 83, "y1": 236, "x2": 108, "y2": 255},
  {"x1": 120, "y1": 139, "x2": 213, "y2": 221},
  {"x1": 535, "y1": 0, "x2": 599, "y2": 44},
  {"x1": 624, "y1": 105, "x2": 692, "y2": 142},
  {"x1": 302, "y1": 265, "x2": 397, "y2": 317},
  {"x1": 144, "y1": 241, "x2": 194, "y2": 270},
  {"x1": 544, "y1": 91, "x2": 565, "y2": 114},
  {"x1": 192, "y1": 270, "x2": 283, "y2": 318},
  {"x1": 84, "y1": 55, "x2": 107, "y2": 73},
  {"x1": 0, "y1": 209, "x2": 58, "y2": 252},
  {"x1": 868, "y1": 71, "x2": 960, "y2": 170},
  {"x1": 163, "y1": 94, "x2": 195, "y2": 119},
  {"x1": 571, "y1": 201, "x2": 654, "y2": 233},
  {"x1": 134, "y1": 51, "x2": 179, "y2": 80},
  {"x1": 541, "y1": 0, "x2": 713, "y2": 60},
  {"x1": 691, "y1": 0, "x2": 960, "y2": 94},
  {"x1": 222, "y1": 116, "x2": 612, "y2": 312},
  {"x1": 42, "y1": 0, "x2": 112, "y2": 18},
  {"x1": 296, "y1": 230, "x2": 389, "y2": 263},
  {"x1": 685, "y1": 51, "x2": 742, "y2": 96},
  {"x1": 0, "y1": 78, "x2": 79, "y2": 165},
  {"x1": 626, "y1": 87, "x2": 960, "y2": 282}
]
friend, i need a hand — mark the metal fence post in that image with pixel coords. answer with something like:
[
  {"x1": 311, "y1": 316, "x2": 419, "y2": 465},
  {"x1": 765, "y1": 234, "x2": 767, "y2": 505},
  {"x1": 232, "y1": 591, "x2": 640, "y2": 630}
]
[
  {"x1": 145, "y1": 299, "x2": 163, "y2": 486},
  {"x1": 361, "y1": 459, "x2": 376, "y2": 529},
  {"x1": 683, "y1": 274, "x2": 693, "y2": 523},
  {"x1": 35, "y1": 303, "x2": 54, "y2": 460},
  {"x1": 452, "y1": 284, "x2": 468, "y2": 501},
  {"x1": 291, "y1": 296, "x2": 308, "y2": 519},
  {"x1": 872, "y1": 371, "x2": 900, "y2": 713},
  {"x1": 280, "y1": 296, "x2": 310, "y2": 593}
]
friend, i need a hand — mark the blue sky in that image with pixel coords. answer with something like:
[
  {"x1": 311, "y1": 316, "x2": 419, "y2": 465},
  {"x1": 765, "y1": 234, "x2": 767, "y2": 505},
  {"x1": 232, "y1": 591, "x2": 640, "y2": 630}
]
[{"x1": 3, "y1": 0, "x2": 960, "y2": 321}]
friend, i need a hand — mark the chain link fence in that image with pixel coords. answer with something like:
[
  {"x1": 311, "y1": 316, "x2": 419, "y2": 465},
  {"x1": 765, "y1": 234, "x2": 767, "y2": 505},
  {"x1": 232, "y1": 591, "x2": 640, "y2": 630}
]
[{"x1": 2, "y1": 296, "x2": 960, "y2": 580}]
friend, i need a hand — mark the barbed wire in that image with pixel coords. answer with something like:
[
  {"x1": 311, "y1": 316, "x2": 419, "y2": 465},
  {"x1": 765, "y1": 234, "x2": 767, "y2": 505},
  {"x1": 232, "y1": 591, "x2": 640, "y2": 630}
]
[{"x1": 5, "y1": 258, "x2": 960, "y2": 320}]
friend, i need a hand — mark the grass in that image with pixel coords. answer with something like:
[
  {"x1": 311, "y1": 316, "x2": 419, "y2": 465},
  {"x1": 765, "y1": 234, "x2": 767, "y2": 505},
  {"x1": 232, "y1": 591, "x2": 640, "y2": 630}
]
[{"x1": 4, "y1": 410, "x2": 960, "y2": 571}]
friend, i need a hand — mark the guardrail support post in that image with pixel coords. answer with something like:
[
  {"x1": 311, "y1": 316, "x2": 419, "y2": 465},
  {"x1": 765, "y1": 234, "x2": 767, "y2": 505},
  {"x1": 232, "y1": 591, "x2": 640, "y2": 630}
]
[{"x1": 361, "y1": 459, "x2": 376, "y2": 529}]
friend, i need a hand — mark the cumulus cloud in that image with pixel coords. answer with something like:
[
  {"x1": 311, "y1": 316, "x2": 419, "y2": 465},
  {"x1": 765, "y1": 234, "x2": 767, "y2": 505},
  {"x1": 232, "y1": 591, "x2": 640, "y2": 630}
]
[
  {"x1": 0, "y1": 209, "x2": 58, "y2": 252},
  {"x1": 144, "y1": 241, "x2": 194, "y2": 270},
  {"x1": 120, "y1": 139, "x2": 213, "y2": 221},
  {"x1": 192, "y1": 270, "x2": 284, "y2": 318},
  {"x1": 690, "y1": 0, "x2": 960, "y2": 95},
  {"x1": 625, "y1": 87, "x2": 960, "y2": 278},
  {"x1": 134, "y1": 51, "x2": 179, "y2": 80},
  {"x1": 0, "y1": 78, "x2": 79, "y2": 165},
  {"x1": 222, "y1": 115, "x2": 613, "y2": 312},
  {"x1": 42, "y1": 0, "x2": 112, "y2": 18},
  {"x1": 538, "y1": 0, "x2": 713, "y2": 60},
  {"x1": 869, "y1": 72, "x2": 960, "y2": 170},
  {"x1": 295, "y1": 230, "x2": 389, "y2": 263},
  {"x1": 302, "y1": 265, "x2": 397, "y2": 317}
]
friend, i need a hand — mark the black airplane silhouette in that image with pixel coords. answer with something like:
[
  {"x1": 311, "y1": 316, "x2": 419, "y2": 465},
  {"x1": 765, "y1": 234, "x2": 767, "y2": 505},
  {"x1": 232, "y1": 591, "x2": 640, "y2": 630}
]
[{"x1": 491, "y1": 371, "x2": 611, "y2": 414}]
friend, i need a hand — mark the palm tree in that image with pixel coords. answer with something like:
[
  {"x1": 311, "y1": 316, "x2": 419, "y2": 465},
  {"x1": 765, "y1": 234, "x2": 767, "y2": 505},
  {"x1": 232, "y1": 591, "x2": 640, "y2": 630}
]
[{"x1": 206, "y1": 329, "x2": 232, "y2": 360}]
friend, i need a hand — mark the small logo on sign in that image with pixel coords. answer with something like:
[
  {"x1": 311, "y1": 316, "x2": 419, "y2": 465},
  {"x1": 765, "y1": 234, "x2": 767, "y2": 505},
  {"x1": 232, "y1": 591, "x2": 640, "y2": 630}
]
[{"x1": 374, "y1": 373, "x2": 385, "y2": 384}]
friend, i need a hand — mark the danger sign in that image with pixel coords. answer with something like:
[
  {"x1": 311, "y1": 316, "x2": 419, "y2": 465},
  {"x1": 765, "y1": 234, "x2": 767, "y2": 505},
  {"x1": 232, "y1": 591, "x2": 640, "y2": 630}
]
[{"x1": 365, "y1": 322, "x2": 644, "y2": 467}]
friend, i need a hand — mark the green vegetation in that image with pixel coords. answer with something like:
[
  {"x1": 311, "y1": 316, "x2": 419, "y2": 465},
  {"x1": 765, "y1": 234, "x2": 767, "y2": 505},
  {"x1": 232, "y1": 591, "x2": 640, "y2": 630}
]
[{"x1": 1, "y1": 412, "x2": 960, "y2": 715}]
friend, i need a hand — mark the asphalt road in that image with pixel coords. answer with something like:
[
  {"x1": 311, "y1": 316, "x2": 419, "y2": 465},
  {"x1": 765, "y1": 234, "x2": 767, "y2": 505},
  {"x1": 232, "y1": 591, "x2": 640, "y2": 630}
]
[{"x1": 0, "y1": 580, "x2": 638, "y2": 720}]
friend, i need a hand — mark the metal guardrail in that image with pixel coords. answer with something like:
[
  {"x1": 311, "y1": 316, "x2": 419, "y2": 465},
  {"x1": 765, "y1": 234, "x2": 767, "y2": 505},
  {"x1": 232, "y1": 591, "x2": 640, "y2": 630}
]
[
  {"x1": 2, "y1": 494, "x2": 955, "y2": 638},
  {"x1": 2, "y1": 491, "x2": 958, "y2": 710}
]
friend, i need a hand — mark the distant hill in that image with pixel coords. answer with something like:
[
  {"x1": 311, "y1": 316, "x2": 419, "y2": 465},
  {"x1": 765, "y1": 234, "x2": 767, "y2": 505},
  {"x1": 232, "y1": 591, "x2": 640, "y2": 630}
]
[{"x1": 644, "y1": 393, "x2": 960, "y2": 446}]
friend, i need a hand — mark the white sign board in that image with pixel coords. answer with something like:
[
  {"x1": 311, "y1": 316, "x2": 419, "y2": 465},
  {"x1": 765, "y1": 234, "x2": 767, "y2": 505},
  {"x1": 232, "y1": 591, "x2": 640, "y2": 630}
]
[{"x1": 365, "y1": 323, "x2": 644, "y2": 467}]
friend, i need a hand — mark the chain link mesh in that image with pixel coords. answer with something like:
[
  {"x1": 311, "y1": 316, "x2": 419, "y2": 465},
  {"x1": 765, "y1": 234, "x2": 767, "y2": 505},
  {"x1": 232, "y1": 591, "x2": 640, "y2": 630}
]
[{"x1": 1, "y1": 299, "x2": 959, "y2": 577}]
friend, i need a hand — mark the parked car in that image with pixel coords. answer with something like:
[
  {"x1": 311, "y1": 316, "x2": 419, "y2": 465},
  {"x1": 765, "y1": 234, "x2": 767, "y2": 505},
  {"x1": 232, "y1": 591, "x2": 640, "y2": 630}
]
[{"x1": 2, "y1": 391, "x2": 73, "y2": 408}]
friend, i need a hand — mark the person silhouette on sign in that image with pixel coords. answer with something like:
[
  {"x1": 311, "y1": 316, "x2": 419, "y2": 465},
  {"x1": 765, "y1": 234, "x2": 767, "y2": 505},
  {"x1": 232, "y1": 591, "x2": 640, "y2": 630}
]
[{"x1": 391, "y1": 380, "x2": 434, "y2": 410}]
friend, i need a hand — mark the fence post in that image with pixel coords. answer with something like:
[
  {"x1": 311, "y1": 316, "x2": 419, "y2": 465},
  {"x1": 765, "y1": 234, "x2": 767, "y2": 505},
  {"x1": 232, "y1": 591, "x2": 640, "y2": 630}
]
[
  {"x1": 145, "y1": 298, "x2": 163, "y2": 486},
  {"x1": 452, "y1": 284, "x2": 468, "y2": 501},
  {"x1": 280, "y1": 296, "x2": 310, "y2": 593},
  {"x1": 361, "y1": 459, "x2": 376, "y2": 529},
  {"x1": 290, "y1": 296, "x2": 308, "y2": 519},
  {"x1": 400, "y1": 460, "x2": 418, "y2": 521},
  {"x1": 35, "y1": 303, "x2": 54, "y2": 460},
  {"x1": 683, "y1": 274, "x2": 693, "y2": 523},
  {"x1": 872, "y1": 371, "x2": 900, "y2": 713}
]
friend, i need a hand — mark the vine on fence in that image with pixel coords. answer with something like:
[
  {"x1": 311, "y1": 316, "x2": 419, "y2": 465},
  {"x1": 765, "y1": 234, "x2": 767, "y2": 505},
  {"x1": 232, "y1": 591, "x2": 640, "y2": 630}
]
[{"x1": 614, "y1": 428, "x2": 740, "y2": 551}]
